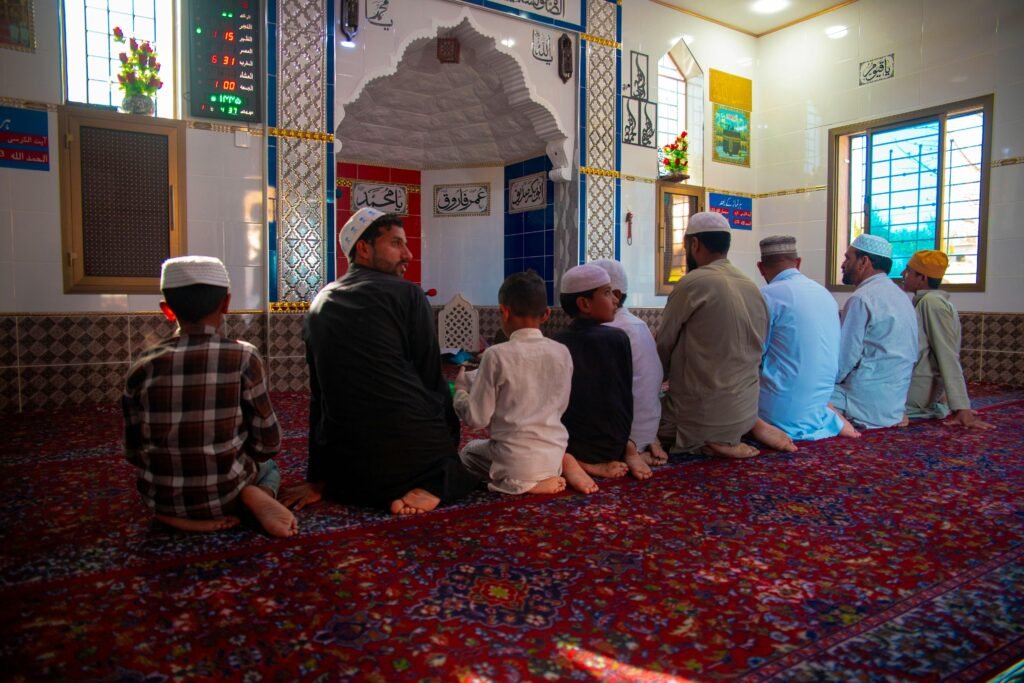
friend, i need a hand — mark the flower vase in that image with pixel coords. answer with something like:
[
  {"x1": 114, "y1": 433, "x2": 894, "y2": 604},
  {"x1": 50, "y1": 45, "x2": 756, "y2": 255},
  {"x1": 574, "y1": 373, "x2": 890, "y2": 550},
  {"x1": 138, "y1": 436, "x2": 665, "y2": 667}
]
[{"x1": 121, "y1": 93, "x2": 155, "y2": 116}]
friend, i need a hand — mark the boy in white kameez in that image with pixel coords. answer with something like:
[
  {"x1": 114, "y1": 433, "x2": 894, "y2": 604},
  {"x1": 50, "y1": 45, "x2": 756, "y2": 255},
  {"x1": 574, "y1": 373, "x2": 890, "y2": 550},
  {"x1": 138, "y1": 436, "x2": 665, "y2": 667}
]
[{"x1": 454, "y1": 271, "x2": 592, "y2": 495}]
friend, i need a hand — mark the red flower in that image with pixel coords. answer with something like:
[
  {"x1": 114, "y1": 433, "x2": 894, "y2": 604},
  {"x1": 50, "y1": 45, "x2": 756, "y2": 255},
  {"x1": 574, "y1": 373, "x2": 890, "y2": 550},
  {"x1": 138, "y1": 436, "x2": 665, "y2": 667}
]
[
  {"x1": 139, "y1": 41, "x2": 152, "y2": 54},
  {"x1": 680, "y1": 131, "x2": 688, "y2": 139},
  {"x1": 126, "y1": 72, "x2": 136, "y2": 83},
  {"x1": 148, "y1": 77, "x2": 162, "y2": 89},
  {"x1": 663, "y1": 158, "x2": 670, "y2": 166},
  {"x1": 112, "y1": 26, "x2": 124, "y2": 40},
  {"x1": 149, "y1": 55, "x2": 157, "y2": 67},
  {"x1": 129, "y1": 37, "x2": 138, "y2": 51},
  {"x1": 119, "y1": 52, "x2": 128, "y2": 63}
]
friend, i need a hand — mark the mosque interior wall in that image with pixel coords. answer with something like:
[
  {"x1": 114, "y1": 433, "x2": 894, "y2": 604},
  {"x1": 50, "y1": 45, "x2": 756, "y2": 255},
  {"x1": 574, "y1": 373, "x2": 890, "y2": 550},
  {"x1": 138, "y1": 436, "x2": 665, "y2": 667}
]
[{"x1": 0, "y1": 0, "x2": 1022, "y2": 412}]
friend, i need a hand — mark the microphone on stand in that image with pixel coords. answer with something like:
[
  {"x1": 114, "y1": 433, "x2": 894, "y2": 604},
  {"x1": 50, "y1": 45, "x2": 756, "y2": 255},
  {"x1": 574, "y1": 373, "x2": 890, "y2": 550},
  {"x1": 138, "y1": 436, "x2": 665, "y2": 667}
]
[{"x1": 424, "y1": 288, "x2": 438, "y2": 297}]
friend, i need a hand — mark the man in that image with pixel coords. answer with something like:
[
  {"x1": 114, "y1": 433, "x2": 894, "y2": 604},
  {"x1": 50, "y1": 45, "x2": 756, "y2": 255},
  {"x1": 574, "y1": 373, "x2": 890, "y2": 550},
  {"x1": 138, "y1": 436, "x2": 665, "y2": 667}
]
[
  {"x1": 757, "y1": 236, "x2": 860, "y2": 441},
  {"x1": 902, "y1": 249, "x2": 993, "y2": 430},
  {"x1": 591, "y1": 259, "x2": 669, "y2": 466},
  {"x1": 832, "y1": 233, "x2": 918, "y2": 429},
  {"x1": 656, "y1": 211, "x2": 795, "y2": 458},
  {"x1": 282, "y1": 208, "x2": 480, "y2": 515}
]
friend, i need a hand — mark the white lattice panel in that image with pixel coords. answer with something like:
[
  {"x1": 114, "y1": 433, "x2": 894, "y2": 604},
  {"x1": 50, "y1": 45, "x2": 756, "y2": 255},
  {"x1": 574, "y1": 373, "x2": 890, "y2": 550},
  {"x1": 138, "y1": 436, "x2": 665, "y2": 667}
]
[
  {"x1": 439, "y1": 294, "x2": 481, "y2": 352},
  {"x1": 586, "y1": 174, "x2": 616, "y2": 260},
  {"x1": 588, "y1": 0, "x2": 617, "y2": 42}
]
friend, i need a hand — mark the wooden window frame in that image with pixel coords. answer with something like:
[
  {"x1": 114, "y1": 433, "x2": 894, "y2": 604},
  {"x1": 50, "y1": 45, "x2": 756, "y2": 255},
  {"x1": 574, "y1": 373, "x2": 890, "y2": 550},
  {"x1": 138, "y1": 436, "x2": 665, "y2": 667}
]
[
  {"x1": 59, "y1": 106, "x2": 187, "y2": 294},
  {"x1": 655, "y1": 182, "x2": 704, "y2": 295},
  {"x1": 825, "y1": 95, "x2": 993, "y2": 293}
]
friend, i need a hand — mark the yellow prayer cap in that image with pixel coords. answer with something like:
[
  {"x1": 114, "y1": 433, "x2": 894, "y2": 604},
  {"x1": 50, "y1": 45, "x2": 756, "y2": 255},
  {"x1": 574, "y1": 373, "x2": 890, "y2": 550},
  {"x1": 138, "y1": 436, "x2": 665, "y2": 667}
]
[{"x1": 907, "y1": 250, "x2": 949, "y2": 279}]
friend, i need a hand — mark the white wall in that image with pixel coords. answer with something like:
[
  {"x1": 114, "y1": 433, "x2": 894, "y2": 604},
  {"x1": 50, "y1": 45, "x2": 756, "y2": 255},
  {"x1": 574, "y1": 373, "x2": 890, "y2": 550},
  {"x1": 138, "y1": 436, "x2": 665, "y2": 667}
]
[
  {"x1": 421, "y1": 166, "x2": 505, "y2": 306},
  {"x1": 755, "y1": 0, "x2": 1024, "y2": 312}
]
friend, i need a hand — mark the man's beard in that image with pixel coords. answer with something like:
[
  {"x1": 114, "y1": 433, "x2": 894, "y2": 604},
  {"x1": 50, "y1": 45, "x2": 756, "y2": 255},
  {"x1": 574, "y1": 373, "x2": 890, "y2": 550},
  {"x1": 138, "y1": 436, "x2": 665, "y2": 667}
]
[
  {"x1": 686, "y1": 251, "x2": 698, "y2": 274},
  {"x1": 841, "y1": 268, "x2": 854, "y2": 285}
]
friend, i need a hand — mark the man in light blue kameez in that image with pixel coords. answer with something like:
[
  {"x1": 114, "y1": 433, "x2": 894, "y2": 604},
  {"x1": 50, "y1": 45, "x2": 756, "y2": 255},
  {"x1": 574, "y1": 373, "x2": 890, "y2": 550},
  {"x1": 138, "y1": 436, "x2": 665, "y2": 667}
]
[
  {"x1": 831, "y1": 234, "x2": 918, "y2": 429},
  {"x1": 757, "y1": 236, "x2": 860, "y2": 441}
]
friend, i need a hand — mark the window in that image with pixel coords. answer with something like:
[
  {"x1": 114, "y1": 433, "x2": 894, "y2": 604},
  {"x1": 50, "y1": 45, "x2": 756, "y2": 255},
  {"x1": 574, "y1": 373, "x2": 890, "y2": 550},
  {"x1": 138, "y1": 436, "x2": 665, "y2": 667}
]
[
  {"x1": 827, "y1": 95, "x2": 992, "y2": 290},
  {"x1": 655, "y1": 182, "x2": 703, "y2": 295},
  {"x1": 59, "y1": 106, "x2": 187, "y2": 293},
  {"x1": 656, "y1": 53, "x2": 686, "y2": 176},
  {"x1": 64, "y1": 0, "x2": 175, "y2": 117}
]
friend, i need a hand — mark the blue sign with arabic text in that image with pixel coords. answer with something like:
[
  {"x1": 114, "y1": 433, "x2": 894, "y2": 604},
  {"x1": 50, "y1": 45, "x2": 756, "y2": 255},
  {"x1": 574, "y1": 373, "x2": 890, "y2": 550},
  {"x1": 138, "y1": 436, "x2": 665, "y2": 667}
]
[
  {"x1": 708, "y1": 192, "x2": 752, "y2": 230},
  {"x1": 0, "y1": 106, "x2": 50, "y2": 171}
]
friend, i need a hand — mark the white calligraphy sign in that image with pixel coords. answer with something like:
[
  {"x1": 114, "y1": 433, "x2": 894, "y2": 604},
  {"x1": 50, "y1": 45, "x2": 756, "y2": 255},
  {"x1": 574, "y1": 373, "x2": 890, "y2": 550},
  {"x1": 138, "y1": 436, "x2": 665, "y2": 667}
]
[
  {"x1": 859, "y1": 54, "x2": 894, "y2": 85},
  {"x1": 433, "y1": 183, "x2": 491, "y2": 217},
  {"x1": 509, "y1": 172, "x2": 547, "y2": 214},
  {"x1": 351, "y1": 182, "x2": 408, "y2": 215}
]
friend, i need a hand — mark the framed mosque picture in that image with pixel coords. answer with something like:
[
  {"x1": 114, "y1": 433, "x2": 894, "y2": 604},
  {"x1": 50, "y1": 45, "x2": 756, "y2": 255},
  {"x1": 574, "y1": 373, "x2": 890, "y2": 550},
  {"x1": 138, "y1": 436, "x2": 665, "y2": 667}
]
[
  {"x1": 433, "y1": 183, "x2": 490, "y2": 217},
  {"x1": 712, "y1": 103, "x2": 750, "y2": 167}
]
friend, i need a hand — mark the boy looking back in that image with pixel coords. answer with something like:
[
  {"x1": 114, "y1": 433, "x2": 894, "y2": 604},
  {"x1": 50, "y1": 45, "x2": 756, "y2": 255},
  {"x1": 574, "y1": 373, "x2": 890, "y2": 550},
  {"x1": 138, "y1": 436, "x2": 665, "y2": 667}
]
[
  {"x1": 455, "y1": 271, "x2": 596, "y2": 494},
  {"x1": 554, "y1": 264, "x2": 651, "y2": 482},
  {"x1": 123, "y1": 256, "x2": 297, "y2": 537}
]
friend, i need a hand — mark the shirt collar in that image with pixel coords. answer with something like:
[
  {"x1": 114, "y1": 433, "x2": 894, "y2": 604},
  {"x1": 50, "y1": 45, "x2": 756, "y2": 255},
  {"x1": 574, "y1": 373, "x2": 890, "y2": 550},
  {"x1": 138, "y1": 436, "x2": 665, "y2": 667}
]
[
  {"x1": 509, "y1": 328, "x2": 544, "y2": 341},
  {"x1": 773, "y1": 267, "x2": 800, "y2": 282},
  {"x1": 857, "y1": 272, "x2": 889, "y2": 290}
]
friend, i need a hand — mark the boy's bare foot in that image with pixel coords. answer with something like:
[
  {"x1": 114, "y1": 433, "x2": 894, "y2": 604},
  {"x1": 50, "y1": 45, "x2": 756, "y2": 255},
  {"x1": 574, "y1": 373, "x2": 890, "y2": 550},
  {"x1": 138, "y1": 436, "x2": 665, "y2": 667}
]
[
  {"x1": 702, "y1": 442, "x2": 760, "y2": 459},
  {"x1": 579, "y1": 460, "x2": 629, "y2": 479},
  {"x1": 156, "y1": 514, "x2": 241, "y2": 533},
  {"x1": 750, "y1": 418, "x2": 798, "y2": 452},
  {"x1": 390, "y1": 488, "x2": 441, "y2": 515},
  {"x1": 648, "y1": 441, "x2": 669, "y2": 465},
  {"x1": 527, "y1": 476, "x2": 566, "y2": 495},
  {"x1": 837, "y1": 413, "x2": 861, "y2": 438},
  {"x1": 240, "y1": 486, "x2": 299, "y2": 537},
  {"x1": 562, "y1": 453, "x2": 599, "y2": 494},
  {"x1": 624, "y1": 442, "x2": 652, "y2": 480}
]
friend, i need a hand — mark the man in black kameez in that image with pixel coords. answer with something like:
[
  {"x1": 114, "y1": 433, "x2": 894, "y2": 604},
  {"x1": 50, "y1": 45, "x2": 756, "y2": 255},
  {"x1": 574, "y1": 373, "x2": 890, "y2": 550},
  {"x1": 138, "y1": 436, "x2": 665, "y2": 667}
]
[{"x1": 281, "y1": 208, "x2": 480, "y2": 515}]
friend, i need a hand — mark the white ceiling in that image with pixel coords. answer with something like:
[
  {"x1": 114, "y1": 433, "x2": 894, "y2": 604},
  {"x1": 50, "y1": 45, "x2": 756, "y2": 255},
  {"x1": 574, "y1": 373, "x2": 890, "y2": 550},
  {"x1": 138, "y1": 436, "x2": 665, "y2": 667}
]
[{"x1": 651, "y1": 0, "x2": 854, "y2": 37}]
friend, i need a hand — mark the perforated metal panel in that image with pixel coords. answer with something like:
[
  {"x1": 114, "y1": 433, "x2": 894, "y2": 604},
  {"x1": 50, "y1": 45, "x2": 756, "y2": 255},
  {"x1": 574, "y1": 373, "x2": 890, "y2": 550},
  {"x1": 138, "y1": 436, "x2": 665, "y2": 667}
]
[{"x1": 438, "y1": 294, "x2": 481, "y2": 352}]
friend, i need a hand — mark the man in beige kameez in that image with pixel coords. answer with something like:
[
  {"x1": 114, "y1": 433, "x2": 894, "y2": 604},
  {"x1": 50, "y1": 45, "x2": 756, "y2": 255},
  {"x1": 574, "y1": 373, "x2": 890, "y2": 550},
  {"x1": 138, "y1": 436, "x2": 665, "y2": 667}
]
[{"x1": 656, "y1": 212, "x2": 795, "y2": 458}]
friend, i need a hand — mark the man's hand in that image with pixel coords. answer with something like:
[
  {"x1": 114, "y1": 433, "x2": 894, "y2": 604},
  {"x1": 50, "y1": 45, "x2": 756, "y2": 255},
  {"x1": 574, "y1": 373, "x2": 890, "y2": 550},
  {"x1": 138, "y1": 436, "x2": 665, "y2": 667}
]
[
  {"x1": 279, "y1": 481, "x2": 325, "y2": 510},
  {"x1": 454, "y1": 367, "x2": 470, "y2": 394},
  {"x1": 949, "y1": 409, "x2": 995, "y2": 430}
]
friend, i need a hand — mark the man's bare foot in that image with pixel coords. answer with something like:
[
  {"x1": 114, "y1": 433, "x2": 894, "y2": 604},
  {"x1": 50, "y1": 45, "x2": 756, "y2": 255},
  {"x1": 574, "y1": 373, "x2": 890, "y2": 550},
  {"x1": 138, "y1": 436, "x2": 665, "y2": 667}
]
[
  {"x1": 897, "y1": 415, "x2": 910, "y2": 427},
  {"x1": 389, "y1": 488, "x2": 441, "y2": 515},
  {"x1": 527, "y1": 476, "x2": 566, "y2": 495},
  {"x1": 240, "y1": 486, "x2": 298, "y2": 537},
  {"x1": 579, "y1": 460, "x2": 629, "y2": 479},
  {"x1": 837, "y1": 413, "x2": 861, "y2": 438},
  {"x1": 562, "y1": 453, "x2": 598, "y2": 494},
  {"x1": 648, "y1": 441, "x2": 669, "y2": 465},
  {"x1": 156, "y1": 514, "x2": 241, "y2": 533},
  {"x1": 702, "y1": 442, "x2": 760, "y2": 459},
  {"x1": 750, "y1": 418, "x2": 798, "y2": 452},
  {"x1": 624, "y1": 443, "x2": 653, "y2": 480}
]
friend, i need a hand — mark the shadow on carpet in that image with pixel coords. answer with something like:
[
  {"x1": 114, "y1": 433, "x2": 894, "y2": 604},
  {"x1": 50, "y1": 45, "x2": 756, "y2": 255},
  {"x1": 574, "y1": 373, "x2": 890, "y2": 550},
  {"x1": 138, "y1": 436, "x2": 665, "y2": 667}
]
[{"x1": 0, "y1": 385, "x2": 1022, "y2": 681}]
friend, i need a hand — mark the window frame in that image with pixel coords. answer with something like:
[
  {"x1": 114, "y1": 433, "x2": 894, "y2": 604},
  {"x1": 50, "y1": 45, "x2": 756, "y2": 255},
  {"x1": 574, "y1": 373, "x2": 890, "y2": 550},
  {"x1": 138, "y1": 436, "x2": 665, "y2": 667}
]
[
  {"x1": 58, "y1": 105, "x2": 188, "y2": 294},
  {"x1": 655, "y1": 181, "x2": 704, "y2": 295},
  {"x1": 825, "y1": 94, "x2": 993, "y2": 293}
]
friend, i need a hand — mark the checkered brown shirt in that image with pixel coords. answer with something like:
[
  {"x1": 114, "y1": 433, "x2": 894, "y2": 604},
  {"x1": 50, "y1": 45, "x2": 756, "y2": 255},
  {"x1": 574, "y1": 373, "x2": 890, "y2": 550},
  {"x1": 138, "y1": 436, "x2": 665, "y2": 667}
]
[{"x1": 123, "y1": 326, "x2": 281, "y2": 519}]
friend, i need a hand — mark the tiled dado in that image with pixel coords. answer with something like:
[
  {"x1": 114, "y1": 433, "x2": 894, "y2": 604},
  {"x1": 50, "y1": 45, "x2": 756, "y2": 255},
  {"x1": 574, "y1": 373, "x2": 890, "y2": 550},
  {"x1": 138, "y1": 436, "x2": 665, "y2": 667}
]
[{"x1": 1, "y1": 309, "x2": 1023, "y2": 412}]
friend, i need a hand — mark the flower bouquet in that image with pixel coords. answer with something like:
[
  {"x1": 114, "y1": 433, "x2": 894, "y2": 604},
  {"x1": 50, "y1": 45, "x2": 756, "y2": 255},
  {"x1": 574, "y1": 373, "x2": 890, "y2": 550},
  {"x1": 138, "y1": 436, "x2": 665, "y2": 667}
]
[
  {"x1": 113, "y1": 26, "x2": 163, "y2": 115},
  {"x1": 661, "y1": 131, "x2": 689, "y2": 181}
]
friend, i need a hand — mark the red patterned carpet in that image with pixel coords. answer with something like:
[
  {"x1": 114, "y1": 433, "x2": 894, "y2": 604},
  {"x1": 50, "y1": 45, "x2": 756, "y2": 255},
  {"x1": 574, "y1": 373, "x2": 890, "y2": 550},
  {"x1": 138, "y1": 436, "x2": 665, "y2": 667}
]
[{"x1": 1, "y1": 386, "x2": 1023, "y2": 681}]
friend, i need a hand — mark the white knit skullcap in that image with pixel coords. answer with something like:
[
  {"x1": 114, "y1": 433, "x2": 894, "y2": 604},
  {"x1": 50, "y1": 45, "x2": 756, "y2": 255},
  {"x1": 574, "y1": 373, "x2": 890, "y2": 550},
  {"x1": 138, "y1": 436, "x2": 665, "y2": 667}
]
[
  {"x1": 560, "y1": 264, "x2": 611, "y2": 295},
  {"x1": 338, "y1": 207, "x2": 386, "y2": 256},
  {"x1": 759, "y1": 235, "x2": 798, "y2": 258},
  {"x1": 686, "y1": 211, "x2": 731, "y2": 235},
  {"x1": 851, "y1": 233, "x2": 893, "y2": 259},
  {"x1": 160, "y1": 256, "x2": 230, "y2": 290},
  {"x1": 590, "y1": 259, "x2": 628, "y2": 293}
]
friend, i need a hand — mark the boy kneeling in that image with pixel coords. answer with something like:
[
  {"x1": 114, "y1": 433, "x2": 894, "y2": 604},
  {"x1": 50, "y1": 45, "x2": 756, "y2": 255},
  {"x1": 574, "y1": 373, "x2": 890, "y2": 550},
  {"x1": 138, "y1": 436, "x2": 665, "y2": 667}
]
[{"x1": 123, "y1": 256, "x2": 297, "y2": 537}]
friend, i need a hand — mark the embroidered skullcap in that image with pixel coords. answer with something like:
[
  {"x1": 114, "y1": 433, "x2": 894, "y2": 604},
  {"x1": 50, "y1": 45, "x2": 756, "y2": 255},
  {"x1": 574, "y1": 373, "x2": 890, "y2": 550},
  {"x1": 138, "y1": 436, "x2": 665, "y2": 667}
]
[
  {"x1": 338, "y1": 207, "x2": 386, "y2": 256},
  {"x1": 908, "y1": 249, "x2": 949, "y2": 279},
  {"x1": 160, "y1": 256, "x2": 230, "y2": 290},
  {"x1": 759, "y1": 235, "x2": 798, "y2": 259},
  {"x1": 591, "y1": 259, "x2": 628, "y2": 293},
  {"x1": 851, "y1": 233, "x2": 892, "y2": 259},
  {"x1": 560, "y1": 264, "x2": 611, "y2": 295},
  {"x1": 686, "y1": 211, "x2": 731, "y2": 235}
]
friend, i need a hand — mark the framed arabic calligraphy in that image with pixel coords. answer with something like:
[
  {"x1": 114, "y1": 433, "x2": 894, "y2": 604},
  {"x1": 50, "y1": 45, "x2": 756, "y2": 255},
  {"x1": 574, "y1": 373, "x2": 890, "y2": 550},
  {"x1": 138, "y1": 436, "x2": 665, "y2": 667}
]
[
  {"x1": 433, "y1": 183, "x2": 491, "y2": 217},
  {"x1": 351, "y1": 182, "x2": 408, "y2": 215},
  {"x1": 622, "y1": 51, "x2": 656, "y2": 149},
  {"x1": 188, "y1": 0, "x2": 262, "y2": 123},
  {"x1": 508, "y1": 172, "x2": 546, "y2": 214}
]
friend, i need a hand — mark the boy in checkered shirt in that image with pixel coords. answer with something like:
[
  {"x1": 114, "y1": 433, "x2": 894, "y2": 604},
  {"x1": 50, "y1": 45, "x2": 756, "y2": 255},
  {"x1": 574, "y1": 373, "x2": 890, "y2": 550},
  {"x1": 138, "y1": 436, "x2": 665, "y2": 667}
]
[{"x1": 123, "y1": 256, "x2": 297, "y2": 537}]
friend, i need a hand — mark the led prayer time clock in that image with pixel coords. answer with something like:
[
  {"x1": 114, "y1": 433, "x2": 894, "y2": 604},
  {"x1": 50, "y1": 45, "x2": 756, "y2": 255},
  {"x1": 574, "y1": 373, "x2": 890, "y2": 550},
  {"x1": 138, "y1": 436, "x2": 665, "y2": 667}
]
[{"x1": 188, "y1": 0, "x2": 261, "y2": 123}]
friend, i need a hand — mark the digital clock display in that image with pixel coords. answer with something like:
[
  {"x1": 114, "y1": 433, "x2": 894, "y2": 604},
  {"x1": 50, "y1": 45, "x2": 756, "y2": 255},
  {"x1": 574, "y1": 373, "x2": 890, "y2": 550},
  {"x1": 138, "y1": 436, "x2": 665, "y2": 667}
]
[{"x1": 188, "y1": 0, "x2": 261, "y2": 123}]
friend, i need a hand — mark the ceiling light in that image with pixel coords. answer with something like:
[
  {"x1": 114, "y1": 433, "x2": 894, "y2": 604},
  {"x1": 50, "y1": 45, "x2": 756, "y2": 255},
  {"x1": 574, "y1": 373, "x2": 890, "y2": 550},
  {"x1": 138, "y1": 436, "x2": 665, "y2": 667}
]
[
  {"x1": 751, "y1": 0, "x2": 789, "y2": 14},
  {"x1": 825, "y1": 25, "x2": 848, "y2": 39},
  {"x1": 500, "y1": 38, "x2": 515, "y2": 47}
]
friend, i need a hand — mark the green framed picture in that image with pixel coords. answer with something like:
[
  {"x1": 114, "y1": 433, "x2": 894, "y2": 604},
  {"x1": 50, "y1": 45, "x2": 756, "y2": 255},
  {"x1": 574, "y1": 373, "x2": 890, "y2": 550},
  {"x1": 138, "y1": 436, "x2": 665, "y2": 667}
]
[{"x1": 712, "y1": 103, "x2": 750, "y2": 167}]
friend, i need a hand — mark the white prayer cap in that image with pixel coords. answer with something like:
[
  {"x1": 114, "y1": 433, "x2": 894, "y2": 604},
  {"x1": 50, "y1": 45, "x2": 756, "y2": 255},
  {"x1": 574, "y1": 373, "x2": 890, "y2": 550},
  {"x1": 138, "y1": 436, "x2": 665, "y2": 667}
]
[
  {"x1": 686, "y1": 211, "x2": 731, "y2": 235},
  {"x1": 160, "y1": 256, "x2": 230, "y2": 290},
  {"x1": 560, "y1": 264, "x2": 611, "y2": 295},
  {"x1": 590, "y1": 259, "x2": 628, "y2": 293},
  {"x1": 338, "y1": 207, "x2": 385, "y2": 256},
  {"x1": 851, "y1": 233, "x2": 892, "y2": 259},
  {"x1": 759, "y1": 235, "x2": 798, "y2": 258}
]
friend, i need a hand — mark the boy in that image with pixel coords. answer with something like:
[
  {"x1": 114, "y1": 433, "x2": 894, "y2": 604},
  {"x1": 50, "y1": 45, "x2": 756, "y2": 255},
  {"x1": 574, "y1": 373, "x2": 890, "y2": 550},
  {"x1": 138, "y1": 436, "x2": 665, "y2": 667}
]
[
  {"x1": 592, "y1": 259, "x2": 669, "y2": 467},
  {"x1": 554, "y1": 264, "x2": 650, "y2": 481},
  {"x1": 454, "y1": 271, "x2": 594, "y2": 494},
  {"x1": 123, "y1": 256, "x2": 297, "y2": 537}
]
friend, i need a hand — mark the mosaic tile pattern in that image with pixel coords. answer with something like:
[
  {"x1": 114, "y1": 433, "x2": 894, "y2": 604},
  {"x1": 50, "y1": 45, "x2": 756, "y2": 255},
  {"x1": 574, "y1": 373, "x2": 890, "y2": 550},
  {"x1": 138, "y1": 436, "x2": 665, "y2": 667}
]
[
  {"x1": 980, "y1": 351, "x2": 1024, "y2": 386},
  {"x1": 961, "y1": 349, "x2": 982, "y2": 384},
  {"x1": 18, "y1": 315, "x2": 130, "y2": 367},
  {"x1": 20, "y1": 363, "x2": 129, "y2": 411},
  {"x1": 0, "y1": 317, "x2": 17, "y2": 367},
  {"x1": 478, "y1": 308, "x2": 502, "y2": 346},
  {"x1": 540, "y1": 309, "x2": 572, "y2": 337},
  {"x1": 585, "y1": 43, "x2": 616, "y2": 172},
  {"x1": 269, "y1": 312, "x2": 307, "y2": 358},
  {"x1": 277, "y1": 0, "x2": 326, "y2": 133},
  {"x1": 631, "y1": 307, "x2": 662, "y2": 337},
  {"x1": 129, "y1": 314, "x2": 177, "y2": 360},
  {"x1": 0, "y1": 367, "x2": 19, "y2": 413},
  {"x1": 269, "y1": 356, "x2": 310, "y2": 392},
  {"x1": 960, "y1": 313, "x2": 982, "y2": 350},
  {"x1": 587, "y1": 0, "x2": 617, "y2": 42},
  {"x1": 982, "y1": 314, "x2": 1024, "y2": 352},
  {"x1": 585, "y1": 174, "x2": 616, "y2": 260},
  {"x1": 227, "y1": 313, "x2": 268, "y2": 358}
]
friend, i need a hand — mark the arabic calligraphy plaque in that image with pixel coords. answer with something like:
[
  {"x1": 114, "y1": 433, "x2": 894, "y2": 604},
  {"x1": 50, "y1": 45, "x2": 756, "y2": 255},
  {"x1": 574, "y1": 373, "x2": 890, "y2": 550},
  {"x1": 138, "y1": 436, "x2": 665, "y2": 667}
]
[
  {"x1": 433, "y1": 183, "x2": 491, "y2": 217},
  {"x1": 859, "y1": 54, "x2": 894, "y2": 86},
  {"x1": 351, "y1": 182, "x2": 408, "y2": 215},
  {"x1": 509, "y1": 172, "x2": 547, "y2": 214}
]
